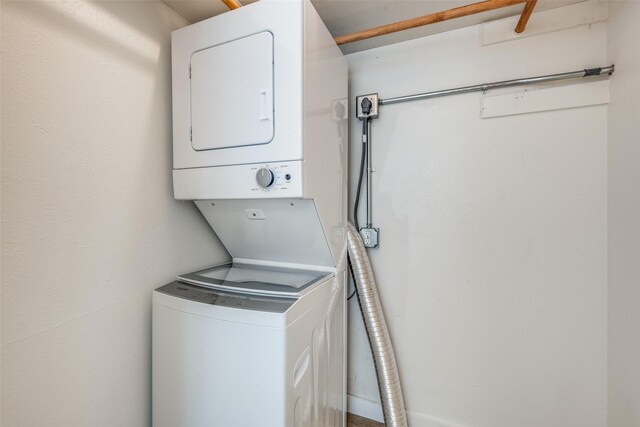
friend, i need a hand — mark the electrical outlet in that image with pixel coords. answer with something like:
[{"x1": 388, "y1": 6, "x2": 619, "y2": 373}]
[
  {"x1": 356, "y1": 94, "x2": 379, "y2": 119},
  {"x1": 359, "y1": 227, "x2": 379, "y2": 248}
]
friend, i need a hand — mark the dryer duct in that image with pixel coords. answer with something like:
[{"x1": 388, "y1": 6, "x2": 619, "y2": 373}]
[{"x1": 347, "y1": 222, "x2": 407, "y2": 427}]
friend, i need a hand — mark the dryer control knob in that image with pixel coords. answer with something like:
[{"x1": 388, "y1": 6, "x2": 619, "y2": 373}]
[{"x1": 256, "y1": 168, "x2": 275, "y2": 188}]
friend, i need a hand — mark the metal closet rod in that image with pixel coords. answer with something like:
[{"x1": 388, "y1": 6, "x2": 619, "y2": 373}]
[{"x1": 378, "y1": 65, "x2": 615, "y2": 106}]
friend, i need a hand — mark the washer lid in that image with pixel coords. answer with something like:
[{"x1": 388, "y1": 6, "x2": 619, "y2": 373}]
[
  {"x1": 155, "y1": 281, "x2": 295, "y2": 313},
  {"x1": 177, "y1": 262, "x2": 331, "y2": 298},
  {"x1": 194, "y1": 199, "x2": 336, "y2": 268}
]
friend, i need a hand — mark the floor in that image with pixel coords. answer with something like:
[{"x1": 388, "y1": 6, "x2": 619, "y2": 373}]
[{"x1": 347, "y1": 413, "x2": 385, "y2": 427}]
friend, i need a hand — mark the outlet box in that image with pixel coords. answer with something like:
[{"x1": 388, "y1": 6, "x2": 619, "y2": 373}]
[
  {"x1": 359, "y1": 227, "x2": 379, "y2": 248},
  {"x1": 356, "y1": 93, "x2": 379, "y2": 119}
]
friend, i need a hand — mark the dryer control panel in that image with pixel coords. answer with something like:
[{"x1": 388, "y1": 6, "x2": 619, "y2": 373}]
[
  {"x1": 173, "y1": 161, "x2": 303, "y2": 200},
  {"x1": 250, "y1": 163, "x2": 294, "y2": 193}
]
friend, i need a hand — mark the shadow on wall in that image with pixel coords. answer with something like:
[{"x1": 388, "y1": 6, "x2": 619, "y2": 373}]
[{"x1": 8, "y1": 0, "x2": 177, "y2": 74}]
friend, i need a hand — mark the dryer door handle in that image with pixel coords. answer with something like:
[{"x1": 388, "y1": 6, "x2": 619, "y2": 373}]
[{"x1": 259, "y1": 89, "x2": 273, "y2": 122}]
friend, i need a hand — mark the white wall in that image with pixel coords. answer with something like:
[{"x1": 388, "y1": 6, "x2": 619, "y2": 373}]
[
  {"x1": 0, "y1": 2, "x2": 3, "y2": 422},
  {"x1": 607, "y1": 2, "x2": 640, "y2": 426},
  {"x1": 346, "y1": 3, "x2": 608, "y2": 426},
  {"x1": 0, "y1": 1, "x2": 228, "y2": 425}
]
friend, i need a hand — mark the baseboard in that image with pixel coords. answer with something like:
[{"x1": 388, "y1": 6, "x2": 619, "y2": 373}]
[
  {"x1": 347, "y1": 394, "x2": 463, "y2": 426},
  {"x1": 406, "y1": 410, "x2": 460, "y2": 427},
  {"x1": 347, "y1": 394, "x2": 384, "y2": 423}
]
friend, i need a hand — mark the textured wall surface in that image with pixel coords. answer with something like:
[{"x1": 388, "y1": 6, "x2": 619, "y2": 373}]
[
  {"x1": 607, "y1": 2, "x2": 640, "y2": 426},
  {"x1": 0, "y1": 1, "x2": 228, "y2": 425},
  {"x1": 3, "y1": 0, "x2": 636, "y2": 426},
  {"x1": 346, "y1": 3, "x2": 607, "y2": 425}
]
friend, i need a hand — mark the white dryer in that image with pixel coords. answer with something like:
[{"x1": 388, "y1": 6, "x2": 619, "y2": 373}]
[{"x1": 170, "y1": 0, "x2": 348, "y2": 211}]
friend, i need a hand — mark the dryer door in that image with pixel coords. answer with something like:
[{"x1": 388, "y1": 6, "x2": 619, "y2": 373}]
[
  {"x1": 190, "y1": 32, "x2": 274, "y2": 151},
  {"x1": 171, "y1": 0, "x2": 304, "y2": 170}
]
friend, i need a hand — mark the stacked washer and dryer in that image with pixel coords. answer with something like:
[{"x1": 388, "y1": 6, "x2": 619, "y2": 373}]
[{"x1": 152, "y1": 0, "x2": 349, "y2": 426}]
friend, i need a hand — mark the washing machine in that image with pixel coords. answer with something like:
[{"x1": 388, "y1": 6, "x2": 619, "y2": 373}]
[
  {"x1": 153, "y1": 198, "x2": 347, "y2": 426},
  {"x1": 153, "y1": 262, "x2": 345, "y2": 427}
]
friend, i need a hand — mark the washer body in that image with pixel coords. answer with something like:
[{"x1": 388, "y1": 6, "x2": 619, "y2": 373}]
[{"x1": 153, "y1": 264, "x2": 346, "y2": 427}]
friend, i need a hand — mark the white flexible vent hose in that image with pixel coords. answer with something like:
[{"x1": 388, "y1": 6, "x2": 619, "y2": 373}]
[{"x1": 347, "y1": 222, "x2": 408, "y2": 427}]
